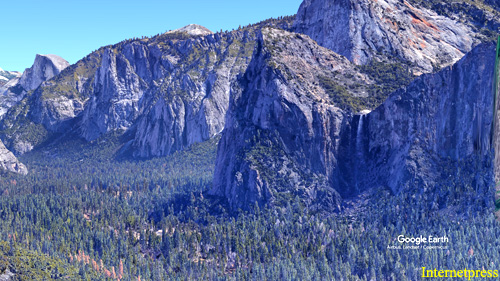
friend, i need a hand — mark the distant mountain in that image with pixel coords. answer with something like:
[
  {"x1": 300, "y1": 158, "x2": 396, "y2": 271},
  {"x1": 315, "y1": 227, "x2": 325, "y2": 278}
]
[
  {"x1": 0, "y1": 55, "x2": 69, "y2": 118},
  {"x1": 0, "y1": 18, "x2": 296, "y2": 156},
  {"x1": 18, "y1": 54, "x2": 70, "y2": 93},
  {"x1": 0, "y1": 67, "x2": 21, "y2": 88},
  {"x1": 0, "y1": 55, "x2": 69, "y2": 174}
]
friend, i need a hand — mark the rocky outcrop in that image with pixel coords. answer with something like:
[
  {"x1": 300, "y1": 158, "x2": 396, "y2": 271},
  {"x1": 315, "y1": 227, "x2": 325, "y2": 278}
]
[
  {"x1": 293, "y1": 0, "x2": 477, "y2": 74},
  {"x1": 168, "y1": 24, "x2": 214, "y2": 36},
  {"x1": 77, "y1": 25, "x2": 258, "y2": 158},
  {"x1": 348, "y1": 42, "x2": 496, "y2": 202},
  {"x1": 130, "y1": 29, "x2": 257, "y2": 158},
  {"x1": 0, "y1": 139, "x2": 27, "y2": 175},
  {"x1": 79, "y1": 46, "x2": 153, "y2": 140},
  {"x1": 0, "y1": 55, "x2": 70, "y2": 119},
  {"x1": 211, "y1": 26, "x2": 497, "y2": 211},
  {"x1": 18, "y1": 54, "x2": 69, "y2": 92},
  {"x1": 0, "y1": 54, "x2": 76, "y2": 153},
  {"x1": 0, "y1": 268, "x2": 14, "y2": 281},
  {"x1": 210, "y1": 28, "x2": 374, "y2": 210},
  {"x1": 1, "y1": 21, "x2": 294, "y2": 156}
]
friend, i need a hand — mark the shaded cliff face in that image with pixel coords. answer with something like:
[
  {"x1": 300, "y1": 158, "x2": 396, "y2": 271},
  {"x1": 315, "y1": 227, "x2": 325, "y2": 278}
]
[
  {"x1": 293, "y1": 0, "x2": 477, "y2": 74},
  {"x1": 348, "y1": 42, "x2": 496, "y2": 204},
  {"x1": 211, "y1": 27, "x2": 497, "y2": 211},
  {"x1": 210, "y1": 28, "x2": 375, "y2": 210}
]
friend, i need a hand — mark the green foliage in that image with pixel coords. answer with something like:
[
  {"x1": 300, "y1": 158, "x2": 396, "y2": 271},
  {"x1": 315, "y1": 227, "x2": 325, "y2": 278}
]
[
  {"x1": 156, "y1": 32, "x2": 194, "y2": 42},
  {"x1": 318, "y1": 59, "x2": 415, "y2": 113},
  {"x1": 318, "y1": 75, "x2": 368, "y2": 112},
  {"x1": 0, "y1": 241, "x2": 80, "y2": 280},
  {"x1": 37, "y1": 50, "x2": 102, "y2": 100},
  {"x1": 358, "y1": 60, "x2": 416, "y2": 108},
  {"x1": 0, "y1": 97, "x2": 51, "y2": 150},
  {"x1": 244, "y1": 129, "x2": 285, "y2": 184}
]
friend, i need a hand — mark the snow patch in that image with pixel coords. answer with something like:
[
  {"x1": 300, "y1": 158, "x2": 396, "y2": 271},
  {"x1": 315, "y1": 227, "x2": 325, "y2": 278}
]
[{"x1": 168, "y1": 24, "x2": 213, "y2": 36}]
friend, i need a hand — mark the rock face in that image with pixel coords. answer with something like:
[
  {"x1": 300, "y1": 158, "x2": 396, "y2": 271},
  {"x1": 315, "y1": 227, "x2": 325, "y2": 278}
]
[
  {"x1": 0, "y1": 54, "x2": 72, "y2": 153},
  {"x1": 210, "y1": 28, "x2": 374, "y2": 210},
  {"x1": 77, "y1": 25, "x2": 258, "y2": 157},
  {"x1": 211, "y1": 26, "x2": 497, "y2": 211},
  {"x1": 348, "y1": 42, "x2": 495, "y2": 201},
  {"x1": 0, "y1": 19, "x2": 298, "y2": 156},
  {"x1": 129, "y1": 30, "x2": 257, "y2": 158},
  {"x1": 0, "y1": 55, "x2": 69, "y2": 118},
  {"x1": 293, "y1": 0, "x2": 477, "y2": 74},
  {"x1": 18, "y1": 54, "x2": 70, "y2": 92},
  {"x1": 0, "y1": 268, "x2": 14, "y2": 281},
  {"x1": 0, "y1": 139, "x2": 27, "y2": 175},
  {"x1": 0, "y1": 70, "x2": 22, "y2": 117}
]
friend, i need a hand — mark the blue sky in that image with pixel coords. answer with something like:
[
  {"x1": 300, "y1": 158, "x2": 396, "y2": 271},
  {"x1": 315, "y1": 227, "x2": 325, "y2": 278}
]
[{"x1": 1, "y1": 0, "x2": 303, "y2": 72}]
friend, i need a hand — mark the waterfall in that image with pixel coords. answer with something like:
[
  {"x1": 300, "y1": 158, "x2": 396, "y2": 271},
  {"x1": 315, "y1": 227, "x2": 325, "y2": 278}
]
[
  {"x1": 356, "y1": 114, "x2": 364, "y2": 160},
  {"x1": 354, "y1": 114, "x2": 365, "y2": 194}
]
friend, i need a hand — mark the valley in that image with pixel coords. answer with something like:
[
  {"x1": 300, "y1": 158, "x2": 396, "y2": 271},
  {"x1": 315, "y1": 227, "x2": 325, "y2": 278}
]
[{"x1": 1, "y1": 0, "x2": 500, "y2": 280}]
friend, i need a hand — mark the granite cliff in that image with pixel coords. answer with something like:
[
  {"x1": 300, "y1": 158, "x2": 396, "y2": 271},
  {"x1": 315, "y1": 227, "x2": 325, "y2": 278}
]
[
  {"x1": 0, "y1": 18, "x2": 295, "y2": 156},
  {"x1": 211, "y1": 26, "x2": 497, "y2": 211},
  {"x1": 0, "y1": 139, "x2": 27, "y2": 175},
  {"x1": 81, "y1": 26, "x2": 256, "y2": 158},
  {"x1": 18, "y1": 54, "x2": 70, "y2": 92},
  {"x1": 293, "y1": 0, "x2": 477, "y2": 74},
  {"x1": 347, "y1": 41, "x2": 495, "y2": 207},
  {"x1": 0, "y1": 54, "x2": 69, "y2": 118},
  {"x1": 210, "y1": 28, "x2": 375, "y2": 210}
]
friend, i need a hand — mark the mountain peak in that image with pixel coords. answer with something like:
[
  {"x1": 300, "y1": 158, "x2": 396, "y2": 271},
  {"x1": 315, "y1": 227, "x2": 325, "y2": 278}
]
[
  {"x1": 35, "y1": 54, "x2": 70, "y2": 72},
  {"x1": 168, "y1": 24, "x2": 213, "y2": 36},
  {"x1": 18, "y1": 54, "x2": 69, "y2": 92}
]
